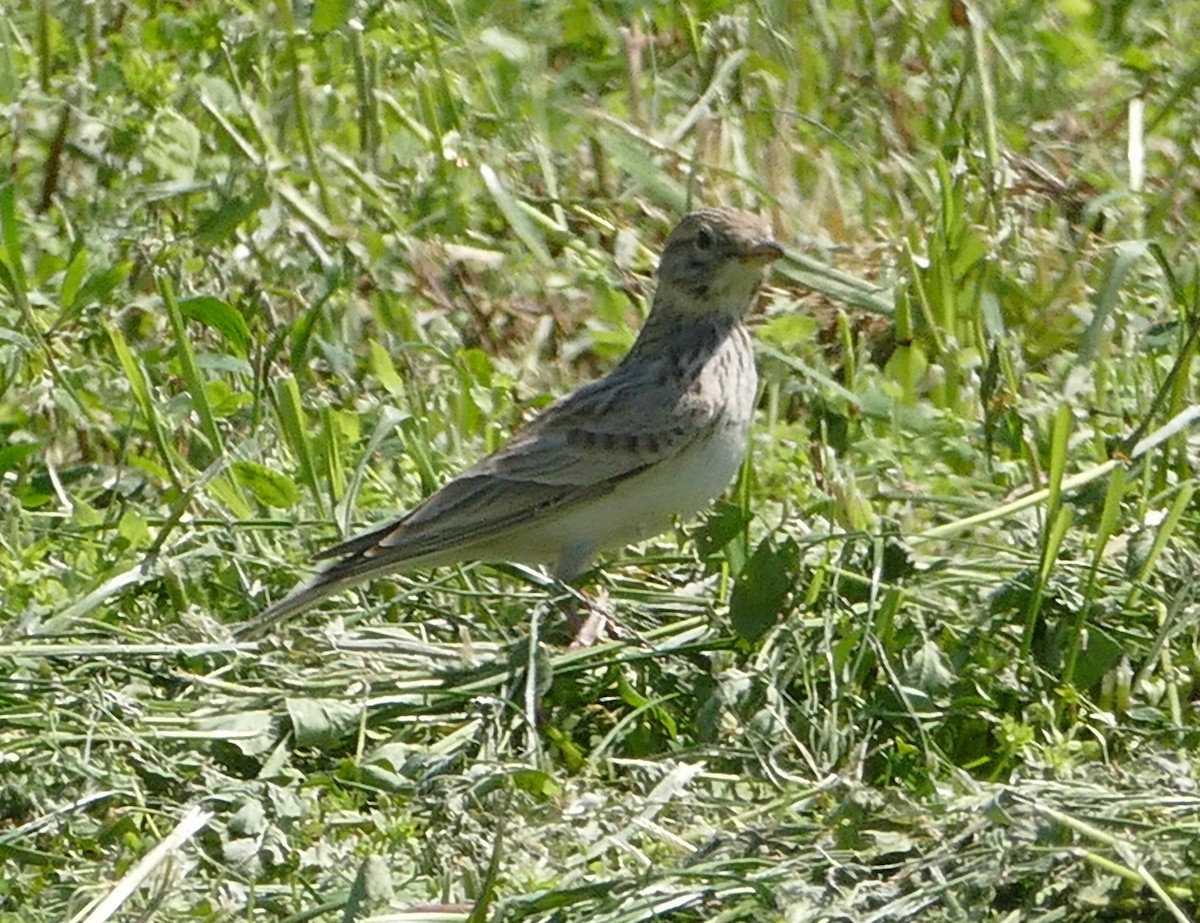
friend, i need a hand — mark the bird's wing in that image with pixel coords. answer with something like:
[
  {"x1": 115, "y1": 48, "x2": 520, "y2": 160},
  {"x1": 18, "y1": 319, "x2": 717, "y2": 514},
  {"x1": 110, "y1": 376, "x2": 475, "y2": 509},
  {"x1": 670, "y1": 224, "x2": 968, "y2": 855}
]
[
  {"x1": 315, "y1": 362, "x2": 718, "y2": 565},
  {"x1": 235, "y1": 362, "x2": 719, "y2": 637}
]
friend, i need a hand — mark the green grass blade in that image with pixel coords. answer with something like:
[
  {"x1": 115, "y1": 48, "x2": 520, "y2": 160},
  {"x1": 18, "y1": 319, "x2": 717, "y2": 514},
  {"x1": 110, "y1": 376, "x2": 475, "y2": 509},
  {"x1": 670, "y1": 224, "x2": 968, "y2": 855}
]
[
  {"x1": 107, "y1": 324, "x2": 183, "y2": 493},
  {"x1": 159, "y1": 274, "x2": 224, "y2": 460},
  {"x1": 479, "y1": 163, "x2": 552, "y2": 265},
  {"x1": 1063, "y1": 463, "x2": 1128, "y2": 685},
  {"x1": 274, "y1": 374, "x2": 326, "y2": 517},
  {"x1": 1125, "y1": 482, "x2": 1195, "y2": 611}
]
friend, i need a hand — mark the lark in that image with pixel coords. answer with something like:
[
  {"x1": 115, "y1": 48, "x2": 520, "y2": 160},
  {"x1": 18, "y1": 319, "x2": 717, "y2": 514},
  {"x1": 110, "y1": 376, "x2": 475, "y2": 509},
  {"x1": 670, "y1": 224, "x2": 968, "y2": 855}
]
[{"x1": 243, "y1": 208, "x2": 782, "y2": 635}]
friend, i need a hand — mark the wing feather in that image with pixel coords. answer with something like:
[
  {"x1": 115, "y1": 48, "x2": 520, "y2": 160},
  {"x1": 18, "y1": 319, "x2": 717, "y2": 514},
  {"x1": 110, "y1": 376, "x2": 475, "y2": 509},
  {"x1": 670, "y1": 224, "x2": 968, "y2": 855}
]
[
  {"x1": 325, "y1": 357, "x2": 716, "y2": 565},
  {"x1": 238, "y1": 351, "x2": 721, "y2": 637}
]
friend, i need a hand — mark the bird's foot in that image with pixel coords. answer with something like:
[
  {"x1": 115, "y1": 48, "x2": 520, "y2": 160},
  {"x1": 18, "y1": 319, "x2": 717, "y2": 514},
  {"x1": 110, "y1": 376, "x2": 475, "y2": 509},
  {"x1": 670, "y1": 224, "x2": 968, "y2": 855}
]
[{"x1": 563, "y1": 587, "x2": 623, "y2": 648}]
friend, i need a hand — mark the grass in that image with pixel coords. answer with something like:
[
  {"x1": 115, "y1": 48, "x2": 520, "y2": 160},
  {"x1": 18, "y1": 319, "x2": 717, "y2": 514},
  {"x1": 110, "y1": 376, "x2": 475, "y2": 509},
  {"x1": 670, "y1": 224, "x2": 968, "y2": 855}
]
[{"x1": 2, "y1": 0, "x2": 1200, "y2": 920}]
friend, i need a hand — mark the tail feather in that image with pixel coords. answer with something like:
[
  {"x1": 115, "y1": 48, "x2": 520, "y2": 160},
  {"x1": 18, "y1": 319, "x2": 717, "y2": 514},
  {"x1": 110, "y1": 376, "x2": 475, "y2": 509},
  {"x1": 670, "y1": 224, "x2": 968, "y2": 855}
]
[{"x1": 233, "y1": 550, "x2": 405, "y2": 639}]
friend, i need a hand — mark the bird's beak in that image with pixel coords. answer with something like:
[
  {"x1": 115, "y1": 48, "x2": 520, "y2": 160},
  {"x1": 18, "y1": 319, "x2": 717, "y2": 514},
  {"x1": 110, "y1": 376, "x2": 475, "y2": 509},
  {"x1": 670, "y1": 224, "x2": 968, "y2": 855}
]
[{"x1": 739, "y1": 239, "x2": 785, "y2": 264}]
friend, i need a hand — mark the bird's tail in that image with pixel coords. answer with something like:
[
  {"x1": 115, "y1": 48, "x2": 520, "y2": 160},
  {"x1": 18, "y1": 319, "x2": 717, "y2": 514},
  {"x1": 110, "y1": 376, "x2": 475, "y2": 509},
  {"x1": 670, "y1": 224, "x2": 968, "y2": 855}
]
[{"x1": 232, "y1": 550, "x2": 402, "y2": 639}]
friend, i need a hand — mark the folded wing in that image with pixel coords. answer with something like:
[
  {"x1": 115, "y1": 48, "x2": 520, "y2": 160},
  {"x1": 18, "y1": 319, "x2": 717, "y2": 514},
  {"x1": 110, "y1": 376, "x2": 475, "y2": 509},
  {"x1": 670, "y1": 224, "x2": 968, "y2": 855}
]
[{"x1": 239, "y1": 360, "x2": 716, "y2": 633}]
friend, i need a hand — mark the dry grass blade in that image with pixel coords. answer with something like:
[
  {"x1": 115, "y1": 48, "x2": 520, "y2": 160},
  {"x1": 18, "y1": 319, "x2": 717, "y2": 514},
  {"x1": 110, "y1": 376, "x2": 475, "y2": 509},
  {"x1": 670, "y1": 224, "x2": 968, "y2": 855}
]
[{"x1": 69, "y1": 806, "x2": 213, "y2": 923}]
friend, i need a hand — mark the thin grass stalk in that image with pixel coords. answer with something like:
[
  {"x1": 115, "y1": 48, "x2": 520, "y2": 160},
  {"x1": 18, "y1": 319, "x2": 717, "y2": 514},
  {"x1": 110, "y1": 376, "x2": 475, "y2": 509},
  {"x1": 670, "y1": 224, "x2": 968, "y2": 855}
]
[
  {"x1": 918, "y1": 404, "x2": 1200, "y2": 542},
  {"x1": 1023, "y1": 798, "x2": 1194, "y2": 923},
  {"x1": 350, "y1": 26, "x2": 379, "y2": 163},
  {"x1": 419, "y1": 0, "x2": 463, "y2": 135},
  {"x1": 274, "y1": 375, "x2": 326, "y2": 517},
  {"x1": 70, "y1": 806, "x2": 213, "y2": 923},
  {"x1": 892, "y1": 289, "x2": 919, "y2": 406},
  {"x1": 1021, "y1": 504, "x2": 1072, "y2": 662},
  {"x1": 107, "y1": 325, "x2": 184, "y2": 494},
  {"x1": 36, "y1": 0, "x2": 50, "y2": 91},
  {"x1": 273, "y1": 0, "x2": 336, "y2": 221},
  {"x1": 159, "y1": 275, "x2": 225, "y2": 463},
  {"x1": 968, "y1": 3, "x2": 999, "y2": 183},
  {"x1": 1123, "y1": 482, "x2": 1195, "y2": 612},
  {"x1": 0, "y1": 181, "x2": 95, "y2": 421},
  {"x1": 320, "y1": 404, "x2": 346, "y2": 509},
  {"x1": 1063, "y1": 464, "x2": 1126, "y2": 686},
  {"x1": 1017, "y1": 404, "x2": 1072, "y2": 661}
]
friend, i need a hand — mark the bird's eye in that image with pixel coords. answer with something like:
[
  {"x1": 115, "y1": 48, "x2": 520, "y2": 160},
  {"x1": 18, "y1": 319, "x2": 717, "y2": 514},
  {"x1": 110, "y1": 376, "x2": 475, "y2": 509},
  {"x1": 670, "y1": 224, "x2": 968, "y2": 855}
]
[{"x1": 694, "y1": 228, "x2": 713, "y2": 251}]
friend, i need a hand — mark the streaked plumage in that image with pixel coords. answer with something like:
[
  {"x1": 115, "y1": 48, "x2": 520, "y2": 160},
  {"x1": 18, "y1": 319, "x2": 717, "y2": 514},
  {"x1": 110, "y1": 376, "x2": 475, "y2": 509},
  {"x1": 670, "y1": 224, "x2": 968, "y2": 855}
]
[{"x1": 242, "y1": 208, "x2": 782, "y2": 635}]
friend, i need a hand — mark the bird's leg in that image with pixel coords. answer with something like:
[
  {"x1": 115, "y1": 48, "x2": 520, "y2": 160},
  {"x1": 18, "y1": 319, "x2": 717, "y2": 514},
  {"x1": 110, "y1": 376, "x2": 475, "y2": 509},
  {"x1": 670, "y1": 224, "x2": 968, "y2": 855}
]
[
  {"x1": 557, "y1": 581, "x2": 622, "y2": 648},
  {"x1": 545, "y1": 546, "x2": 621, "y2": 647},
  {"x1": 504, "y1": 563, "x2": 622, "y2": 646}
]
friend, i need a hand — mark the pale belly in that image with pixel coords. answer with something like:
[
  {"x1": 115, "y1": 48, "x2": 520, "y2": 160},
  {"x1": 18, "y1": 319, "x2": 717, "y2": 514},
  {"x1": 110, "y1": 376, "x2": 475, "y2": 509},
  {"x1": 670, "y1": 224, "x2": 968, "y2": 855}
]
[
  {"x1": 493, "y1": 418, "x2": 751, "y2": 580},
  {"x1": 430, "y1": 324, "x2": 758, "y2": 581}
]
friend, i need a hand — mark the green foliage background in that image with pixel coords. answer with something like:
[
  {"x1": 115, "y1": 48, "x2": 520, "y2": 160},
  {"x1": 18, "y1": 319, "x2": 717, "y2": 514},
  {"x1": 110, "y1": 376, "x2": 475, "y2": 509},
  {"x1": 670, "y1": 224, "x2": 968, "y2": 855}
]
[{"x1": 2, "y1": 1, "x2": 1199, "y2": 920}]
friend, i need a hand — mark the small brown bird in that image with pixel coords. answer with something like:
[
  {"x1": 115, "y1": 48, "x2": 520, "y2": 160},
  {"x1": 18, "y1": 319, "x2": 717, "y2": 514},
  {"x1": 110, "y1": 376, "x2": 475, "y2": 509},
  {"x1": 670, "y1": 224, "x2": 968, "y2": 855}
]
[{"x1": 242, "y1": 208, "x2": 782, "y2": 635}]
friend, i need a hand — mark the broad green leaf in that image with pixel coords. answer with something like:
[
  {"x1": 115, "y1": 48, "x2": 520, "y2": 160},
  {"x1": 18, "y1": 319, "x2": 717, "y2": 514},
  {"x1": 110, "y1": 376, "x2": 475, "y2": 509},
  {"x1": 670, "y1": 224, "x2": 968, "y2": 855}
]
[
  {"x1": 160, "y1": 276, "x2": 226, "y2": 461},
  {"x1": 311, "y1": 0, "x2": 354, "y2": 33},
  {"x1": 1080, "y1": 239, "x2": 1149, "y2": 363},
  {"x1": 179, "y1": 295, "x2": 251, "y2": 357},
  {"x1": 70, "y1": 262, "x2": 132, "y2": 314},
  {"x1": 286, "y1": 698, "x2": 363, "y2": 748},
  {"x1": 194, "y1": 711, "x2": 276, "y2": 756},
  {"x1": 758, "y1": 313, "x2": 821, "y2": 351},
  {"x1": 0, "y1": 180, "x2": 28, "y2": 298},
  {"x1": 233, "y1": 460, "x2": 301, "y2": 509},
  {"x1": 227, "y1": 798, "x2": 267, "y2": 837},
  {"x1": 0, "y1": 441, "x2": 38, "y2": 474},
  {"x1": 729, "y1": 536, "x2": 798, "y2": 643},
  {"x1": 693, "y1": 500, "x2": 752, "y2": 558},
  {"x1": 107, "y1": 324, "x2": 182, "y2": 489},
  {"x1": 204, "y1": 378, "x2": 253, "y2": 417},
  {"x1": 905, "y1": 640, "x2": 955, "y2": 692},
  {"x1": 509, "y1": 768, "x2": 562, "y2": 798},
  {"x1": 144, "y1": 110, "x2": 201, "y2": 181},
  {"x1": 116, "y1": 509, "x2": 151, "y2": 550},
  {"x1": 59, "y1": 249, "x2": 88, "y2": 308},
  {"x1": 368, "y1": 339, "x2": 405, "y2": 395}
]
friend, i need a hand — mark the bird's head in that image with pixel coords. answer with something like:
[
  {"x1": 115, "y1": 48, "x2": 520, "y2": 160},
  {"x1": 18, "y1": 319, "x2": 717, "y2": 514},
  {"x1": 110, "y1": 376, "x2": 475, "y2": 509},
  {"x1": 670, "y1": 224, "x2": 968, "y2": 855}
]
[{"x1": 653, "y1": 208, "x2": 783, "y2": 320}]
